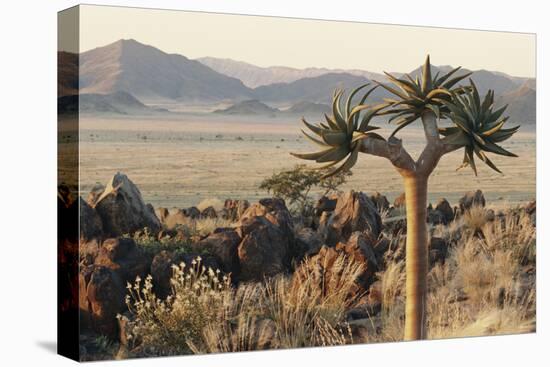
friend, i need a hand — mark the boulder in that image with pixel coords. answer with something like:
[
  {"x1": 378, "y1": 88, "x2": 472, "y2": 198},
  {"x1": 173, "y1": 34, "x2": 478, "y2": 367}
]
[
  {"x1": 80, "y1": 239, "x2": 101, "y2": 266},
  {"x1": 370, "y1": 192, "x2": 390, "y2": 213},
  {"x1": 86, "y1": 183, "x2": 105, "y2": 206},
  {"x1": 335, "y1": 231, "x2": 379, "y2": 289},
  {"x1": 459, "y1": 190, "x2": 486, "y2": 212},
  {"x1": 240, "y1": 198, "x2": 294, "y2": 239},
  {"x1": 295, "y1": 227, "x2": 323, "y2": 257},
  {"x1": 427, "y1": 207, "x2": 446, "y2": 226},
  {"x1": 80, "y1": 197, "x2": 103, "y2": 241},
  {"x1": 429, "y1": 237, "x2": 449, "y2": 266},
  {"x1": 85, "y1": 265, "x2": 126, "y2": 337},
  {"x1": 434, "y1": 198, "x2": 454, "y2": 224},
  {"x1": 184, "y1": 206, "x2": 201, "y2": 219},
  {"x1": 324, "y1": 191, "x2": 382, "y2": 246},
  {"x1": 222, "y1": 199, "x2": 249, "y2": 221},
  {"x1": 236, "y1": 216, "x2": 290, "y2": 282},
  {"x1": 92, "y1": 173, "x2": 161, "y2": 237},
  {"x1": 314, "y1": 195, "x2": 338, "y2": 216},
  {"x1": 192, "y1": 229, "x2": 241, "y2": 274},
  {"x1": 155, "y1": 207, "x2": 169, "y2": 223},
  {"x1": 94, "y1": 237, "x2": 150, "y2": 284},
  {"x1": 200, "y1": 206, "x2": 218, "y2": 219}
]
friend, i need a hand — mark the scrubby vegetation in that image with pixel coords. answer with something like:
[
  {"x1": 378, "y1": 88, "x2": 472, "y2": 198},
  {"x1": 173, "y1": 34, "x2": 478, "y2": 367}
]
[{"x1": 112, "y1": 205, "x2": 535, "y2": 358}]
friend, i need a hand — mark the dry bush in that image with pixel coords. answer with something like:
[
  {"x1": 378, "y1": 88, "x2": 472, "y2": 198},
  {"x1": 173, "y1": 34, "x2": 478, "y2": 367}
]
[
  {"x1": 125, "y1": 252, "x2": 363, "y2": 356},
  {"x1": 462, "y1": 205, "x2": 490, "y2": 232}
]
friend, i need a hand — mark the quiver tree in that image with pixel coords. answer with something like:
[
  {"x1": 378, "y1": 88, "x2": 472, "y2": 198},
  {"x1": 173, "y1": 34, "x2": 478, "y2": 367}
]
[{"x1": 291, "y1": 56, "x2": 519, "y2": 340}]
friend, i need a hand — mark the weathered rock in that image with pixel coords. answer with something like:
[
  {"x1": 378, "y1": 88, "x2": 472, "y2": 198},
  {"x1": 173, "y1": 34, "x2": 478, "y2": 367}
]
[
  {"x1": 80, "y1": 197, "x2": 103, "y2": 241},
  {"x1": 295, "y1": 227, "x2": 323, "y2": 257},
  {"x1": 373, "y1": 236, "x2": 391, "y2": 258},
  {"x1": 200, "y1": 206, "x2": 218, "y2": 219},
  {"x1": 94, "y1": 238, "x2": 150, "y2": 284},
  {"x1": 429, "y1": 237, "x2": 449, "y2": 266},
  {"x1": 192, "y1": 229, "x2": 241, "y2": 274},
  {"x1": 314, "y1": 195, "x2": 338, "y2": 216},
  {"x1": 236, "y1": 216, "x2": 290, "y2": 282},
  {"x1": 434, "y1": 198, "x2": 454, "y2": 224},
  {"x1": 86, "y1": 183, "x2": 106, "y2": 206},
  {"x1": 184, "y1": 206, "x2": 201, "y2": 219},
  {"x1": 459, "y1": 190, "x2": 486, "y2": 212},
  {"x1": 240, "y1": 198, "x2": 294, "y2": 238},
  {"x1": 427, "y1": 208, "x2": 446, "y2": 226},
  {"x1": 93, "y1": 173, "x2": 161, "y2": 236},
  {"x1": 85, "y1": 265, "x2": 126, "y2": 337},
  {"x1": 325, "y1": 191, "x2": 382, "y2": 246},
  {"x1": 155, "y1": 207, "x2": 169, "y2": 223},
  {"x1": 370, "y1": 192, "x2": 390, "y2": 213},
  {"x1": 80, "y1": 239, "x2": 101, "y2": 266},
  {"x1": 393, "y1": 193, "x2": 406, "y2": 208},
  {"x1": 335, "y1": 231, "x2": 379, "y2": 289},
  {"x1": 222, "y1": 199, "x2": 250, "y2": 221}
]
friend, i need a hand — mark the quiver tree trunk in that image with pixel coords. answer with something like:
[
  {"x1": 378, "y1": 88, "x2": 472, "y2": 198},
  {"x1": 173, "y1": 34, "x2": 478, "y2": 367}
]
[{"x1": 403, "y1": 174, "x2": 429, "y2": 340}]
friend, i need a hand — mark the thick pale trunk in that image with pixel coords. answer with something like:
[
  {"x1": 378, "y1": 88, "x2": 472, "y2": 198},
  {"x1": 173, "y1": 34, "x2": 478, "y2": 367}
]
[{"x1": 403, "y1": 175, "x2": 429, "y2": 340}]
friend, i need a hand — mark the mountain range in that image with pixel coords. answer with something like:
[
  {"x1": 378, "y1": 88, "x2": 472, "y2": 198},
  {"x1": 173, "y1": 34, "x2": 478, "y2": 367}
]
[{"x1": 58, "y1": 39, "x2": 536, "y2": 124}]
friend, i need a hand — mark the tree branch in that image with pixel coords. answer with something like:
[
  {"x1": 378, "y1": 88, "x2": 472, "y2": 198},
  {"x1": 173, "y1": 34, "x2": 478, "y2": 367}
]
[{"x1": 359, "y1": 136, "x2": 416, "y2": 175}]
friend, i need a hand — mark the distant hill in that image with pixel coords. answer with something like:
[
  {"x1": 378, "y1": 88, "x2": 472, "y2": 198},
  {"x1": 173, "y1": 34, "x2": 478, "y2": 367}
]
[
  {"x1": 214, "y1": 100, "x2": 279, "y2": 116},
  {"x1": 284, "y1": 101, "x2": 331, "y2": 116},
  {"x1": 197, "y1": 56, "x2": 385, "y2": 88},
  {"x1": 252, "y1": 73, "x2": 391, "y2": 104},
  {"x1": 58, "y1": 90, "x2": 168, "y2": 115},
  {"x1": 495, "y1": 82, "x2": 536, "y2": 124},
  {"x1": 79, "y1": 39, "x2": 253, "y2": 102}
]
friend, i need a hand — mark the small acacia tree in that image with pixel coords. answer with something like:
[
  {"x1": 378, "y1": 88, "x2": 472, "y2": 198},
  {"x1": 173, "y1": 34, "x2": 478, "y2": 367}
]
[
  {"x1": 291, "y1": 56, "x2": 519, "y2": 340},
  {"x1": 259, "y1": 164, "x2": 351, "y2": 216}
]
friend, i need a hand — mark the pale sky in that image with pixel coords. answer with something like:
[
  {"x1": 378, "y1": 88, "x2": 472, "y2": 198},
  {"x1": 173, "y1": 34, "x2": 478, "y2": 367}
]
[{"x1": 77, "y1": 4, "x2": 536, "y2": 78}]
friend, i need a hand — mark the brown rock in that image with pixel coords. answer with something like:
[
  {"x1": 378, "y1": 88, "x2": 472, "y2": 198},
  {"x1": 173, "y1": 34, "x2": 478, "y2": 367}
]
[
  {"x1": 435, "y1": 198, "x2": 454, "y2": 224},
  {"x1": 370, "y1": 192, "x2": 390, "y2": 213},
  {"x1": 335, "y1": 231, "x2": 379, "y2": 289},
  {"x1": 223, "y1": 199, "x2": 250, "y2": 221},
  {"x1": 200, "y1": 206, "x2": 218, "y2": 219},
  {"x1": 325, "y1": 191, "x2": 382, "y2": 246},
  {"x1": 155, "y1": 207, "x2": 169, "y2": 223},
  {"x1": 94, "y1": 237, "x2": 150, "y2": 284},
  {"x1": 80, "y1": 197, "x2": 103, "y2": 241},
  {"x1": 86, "y1": 265, "x2": 126, "y2": 337},
  {"x1": 459, "y1": 190, "x2": 486, "y2": 212},
  {"x1": 192, "y1": 229, "x2": 241, "y2": 274},
  {"x1": 237, "y1": 216, "x2": 290, "y2": 282},
  {"x1": 295, "y1": 227, "x2": 323, "y2": 256},
  {"x1": 93, "y1": 173, "x2": 161, "y2": 236}
]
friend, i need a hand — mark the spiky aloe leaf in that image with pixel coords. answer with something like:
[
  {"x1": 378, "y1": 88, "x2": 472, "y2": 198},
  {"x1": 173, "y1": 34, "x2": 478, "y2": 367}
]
[
  {"x1": 376, "y1": 55, "x2": 471, "y2": 136},
  {"x1": 291, "y1": 85, "x2": 386, "y2": 177},
  {"x1": 442, "y1": 80, "x2": 519, "y2": 174}
]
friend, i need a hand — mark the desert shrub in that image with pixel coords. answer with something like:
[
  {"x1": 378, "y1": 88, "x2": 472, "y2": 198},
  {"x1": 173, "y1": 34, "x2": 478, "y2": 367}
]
[
  {"x1": 259, "y1": 164, "x2": 350, "y2": 216},
  {"x1": 124, "y1": 259, "x2": 231, "y2": 356},
  {"x1": 125, "y1": 253, "x2": 362, "y2": 356},
  {"x1": 462, "y1": 205, "x2": 490, "y2": 233}
]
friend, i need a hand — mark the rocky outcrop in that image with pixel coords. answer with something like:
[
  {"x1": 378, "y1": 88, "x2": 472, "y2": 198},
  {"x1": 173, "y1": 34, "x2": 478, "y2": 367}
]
[
  {"x1": 434, "y1": 198, "x2": 454, "y2": 224},
  {"x1": 370, "y1": 192, "x2": 390, "y2": 213},
  {"x1": 80, "y1": 197, "x2": 103, "y2": 241},
  {"x1": 236, "y1": 216, "x2": 290, "y2": 282},
  {"x1": 82, "y1": 265, "x2": 126, "y2": 337},
  {"x1": 295, "y1": 227, "x2": 323, "y2": 257},
  {"x1": 222, "y1": 199, "x2": 249, "y2": 221},
  {"x1": 94, "y1": 238, "x2": 150, "y2": 284},
  {"x1": 459, "y1": 190, "x2": 486, "y2": 212},
  {"x1": 200, "y1": 206, "x2": 218, "y2": 219},
  {"x1": 192, "y1": 229, "x2": 241, "y2": 274},
  {"x1": 324, "y1": 191, "x2": 382, "y2": 246},
  {"x1": 91, "y1": 173, "x2": 161, "y2": 237},
  {"x1": 335, "y1": 232, "x2": 379, "y2": 290}
]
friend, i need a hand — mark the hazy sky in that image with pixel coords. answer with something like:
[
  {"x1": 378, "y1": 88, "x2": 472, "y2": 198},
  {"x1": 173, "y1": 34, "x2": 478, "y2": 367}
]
[{"x1": 78, "y1": 5, "x2": 536, "y2": 77}]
